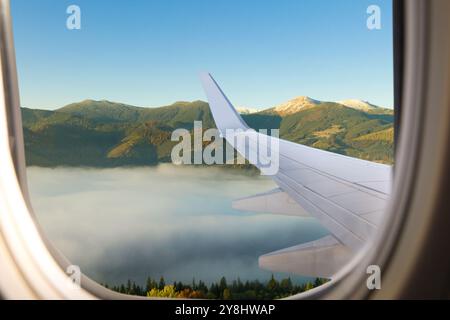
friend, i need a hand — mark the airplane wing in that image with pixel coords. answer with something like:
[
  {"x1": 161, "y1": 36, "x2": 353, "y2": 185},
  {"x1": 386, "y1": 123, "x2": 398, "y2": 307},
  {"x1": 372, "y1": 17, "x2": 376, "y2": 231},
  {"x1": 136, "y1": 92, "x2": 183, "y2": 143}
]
[{"x1": 200, "y1": 73, "x2": 392, "y2": 278}]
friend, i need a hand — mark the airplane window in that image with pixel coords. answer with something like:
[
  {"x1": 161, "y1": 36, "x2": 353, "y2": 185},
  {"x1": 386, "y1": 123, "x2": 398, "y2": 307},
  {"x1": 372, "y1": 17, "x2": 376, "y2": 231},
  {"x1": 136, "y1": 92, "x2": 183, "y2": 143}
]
[{"x1": 12, "y1": 0, "x2": 394, "y2": 299}]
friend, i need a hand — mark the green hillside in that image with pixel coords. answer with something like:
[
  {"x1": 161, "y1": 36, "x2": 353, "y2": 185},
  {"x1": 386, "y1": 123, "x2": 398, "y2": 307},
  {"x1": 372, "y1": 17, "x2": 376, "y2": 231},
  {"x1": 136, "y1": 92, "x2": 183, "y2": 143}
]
[
  {"x1": 21, "y1": 98, "x2": 394, "y2": 167},
  {"x1": 279, "y1": 103, "x2": 394, "y2": 163},
  {"x1": 57, "y1": 99, "x2": 216, "y2": 129},
  {"x1": 57, "y1": 99, "x2": 145, "y2": 123}
]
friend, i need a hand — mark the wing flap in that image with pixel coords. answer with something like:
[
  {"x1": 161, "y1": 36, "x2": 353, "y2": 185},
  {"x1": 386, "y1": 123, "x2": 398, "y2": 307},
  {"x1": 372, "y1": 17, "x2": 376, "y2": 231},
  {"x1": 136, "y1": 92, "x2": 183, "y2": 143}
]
[{"x1": 259, "y1": 235, "x2": 353, "y2": 278}]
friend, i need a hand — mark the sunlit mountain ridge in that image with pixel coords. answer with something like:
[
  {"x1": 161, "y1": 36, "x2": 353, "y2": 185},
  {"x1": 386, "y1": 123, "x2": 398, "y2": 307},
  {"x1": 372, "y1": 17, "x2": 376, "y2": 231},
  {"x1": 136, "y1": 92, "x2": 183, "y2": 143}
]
[{"x1": 21, "y1": 97, "x2": 394, "y2": 167}]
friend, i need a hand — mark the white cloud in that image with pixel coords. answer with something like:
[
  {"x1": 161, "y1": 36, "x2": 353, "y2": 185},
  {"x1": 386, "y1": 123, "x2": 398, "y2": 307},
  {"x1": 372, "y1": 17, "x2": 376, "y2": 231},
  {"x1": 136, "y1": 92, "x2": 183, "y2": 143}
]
[{"x1": 26, "y1": 165, "x2": 328, "y2": 285}]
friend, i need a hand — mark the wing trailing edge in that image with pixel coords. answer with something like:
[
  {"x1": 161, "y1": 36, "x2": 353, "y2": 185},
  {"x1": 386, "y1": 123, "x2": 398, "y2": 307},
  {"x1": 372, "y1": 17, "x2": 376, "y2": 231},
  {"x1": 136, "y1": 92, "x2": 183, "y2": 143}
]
[
  {"x1": 259, "y1": 236, "x2": 352, "y2": 278},
  {"x1": 233, "y1": 188, "x2": 310, "y2": 217}
]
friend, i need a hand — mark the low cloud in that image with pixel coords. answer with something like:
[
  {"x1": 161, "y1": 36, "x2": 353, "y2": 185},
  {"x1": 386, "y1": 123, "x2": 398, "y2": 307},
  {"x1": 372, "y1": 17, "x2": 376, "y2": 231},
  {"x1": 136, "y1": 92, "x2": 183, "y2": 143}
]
[{"x1": 27, "y1": 165, "x2": 328, "y2": 285}]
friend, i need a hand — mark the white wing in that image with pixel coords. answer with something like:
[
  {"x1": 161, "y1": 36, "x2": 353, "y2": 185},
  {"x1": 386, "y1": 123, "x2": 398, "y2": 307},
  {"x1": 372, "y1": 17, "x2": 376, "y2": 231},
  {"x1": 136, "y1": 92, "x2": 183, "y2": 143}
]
[{"x1": 200, "y1": 73, "x2": 392, "y2": 277}]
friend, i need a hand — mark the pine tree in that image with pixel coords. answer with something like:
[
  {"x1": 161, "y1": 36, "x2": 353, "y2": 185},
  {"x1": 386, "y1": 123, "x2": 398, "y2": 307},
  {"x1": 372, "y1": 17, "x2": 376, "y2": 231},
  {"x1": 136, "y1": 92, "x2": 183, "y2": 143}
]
[
  {"x1": 267, "y1": 274, "x2": 278, "y2": 291},
  {"x1": 146, "y1": 277, "x2": 157, "y2": 292},
  {"x1": 126, "y1": 280, "x2": 132, "y2": 294},
  {"x1": 219, "y1": 277, "x2": 227, "y2": 292},
  {"x1": 280, "y1": 277, "x2": 293, "y2": 294},
  {"x1": 158, "y1": 276, "x2": 165, "y2": 290},
  {"x1": 197, "y1": 280, "x2": 208, "y2": 294}
]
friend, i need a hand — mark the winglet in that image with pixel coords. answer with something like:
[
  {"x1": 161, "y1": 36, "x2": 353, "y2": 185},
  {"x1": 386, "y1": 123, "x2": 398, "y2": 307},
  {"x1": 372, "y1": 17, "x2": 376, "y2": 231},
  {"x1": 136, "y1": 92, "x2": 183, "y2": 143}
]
[{"x1": 199, "y1": 73, "x2": 249, "y2": 134}]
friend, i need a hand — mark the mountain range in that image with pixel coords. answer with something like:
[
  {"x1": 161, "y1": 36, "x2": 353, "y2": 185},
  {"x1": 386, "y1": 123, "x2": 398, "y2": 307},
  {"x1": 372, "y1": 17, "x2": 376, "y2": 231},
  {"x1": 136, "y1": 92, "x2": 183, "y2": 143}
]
[{"x1": 21, "y1": 96, "x2": 394, "y2": 167}]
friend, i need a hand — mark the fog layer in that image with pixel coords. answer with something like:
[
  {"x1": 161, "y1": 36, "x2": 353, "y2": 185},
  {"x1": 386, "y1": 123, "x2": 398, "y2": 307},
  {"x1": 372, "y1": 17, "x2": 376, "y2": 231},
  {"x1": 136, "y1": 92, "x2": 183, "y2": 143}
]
[{"x1": 27, "y1": 165, "x2": 328, "y2": 285}]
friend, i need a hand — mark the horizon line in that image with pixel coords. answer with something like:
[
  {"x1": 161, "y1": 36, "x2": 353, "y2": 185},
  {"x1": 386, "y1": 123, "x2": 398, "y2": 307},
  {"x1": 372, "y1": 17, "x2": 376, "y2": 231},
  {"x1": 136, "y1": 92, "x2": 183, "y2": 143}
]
[{"x1": 21, "y1": 96, "x2": 394, "y2": 112}]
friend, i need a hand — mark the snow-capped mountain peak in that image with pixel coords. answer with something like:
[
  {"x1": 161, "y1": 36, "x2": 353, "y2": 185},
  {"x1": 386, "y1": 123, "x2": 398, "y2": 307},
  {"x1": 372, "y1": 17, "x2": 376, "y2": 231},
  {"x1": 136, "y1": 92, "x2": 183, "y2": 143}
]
[
  {"x1": 237, "y1": 107, "x2": 259, "y2": 114},
  {"x1": 273, "y1": 96, "x2": 320, "y2": 115},
  {"x1": 337, "y1": 99, "x2": 379, "y2": 111}
]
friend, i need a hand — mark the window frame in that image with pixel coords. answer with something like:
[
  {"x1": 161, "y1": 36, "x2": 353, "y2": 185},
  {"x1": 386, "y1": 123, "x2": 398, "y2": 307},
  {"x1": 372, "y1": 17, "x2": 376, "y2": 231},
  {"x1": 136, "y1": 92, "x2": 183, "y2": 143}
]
[{"x1": 2, "y1": 0, "x2": 450, "y2": 300}]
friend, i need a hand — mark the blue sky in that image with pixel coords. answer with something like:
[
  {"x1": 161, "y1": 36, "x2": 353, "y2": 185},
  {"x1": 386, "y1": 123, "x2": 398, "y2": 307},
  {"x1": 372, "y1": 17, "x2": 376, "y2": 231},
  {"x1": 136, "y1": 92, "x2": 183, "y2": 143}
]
[{"x1": 11, "y1": 0, "x2": 393, "y2": 110}]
